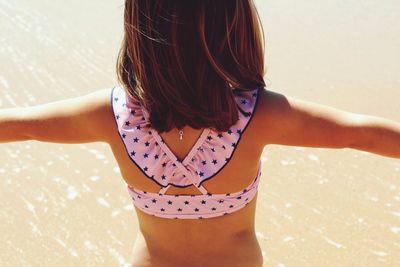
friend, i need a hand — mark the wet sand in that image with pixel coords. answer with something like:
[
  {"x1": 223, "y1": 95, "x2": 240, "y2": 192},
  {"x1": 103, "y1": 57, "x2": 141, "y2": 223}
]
[{"x1": 0, "y1": 0, "x2": 399, "y2": 266}]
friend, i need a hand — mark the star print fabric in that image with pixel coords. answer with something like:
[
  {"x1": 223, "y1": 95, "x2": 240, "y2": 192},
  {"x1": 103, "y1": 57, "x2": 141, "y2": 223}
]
[
  {"x1": 111, "y1": 85, "x2": 262, "y2": 219},
  {"x1": 128, "y1": 165, "x2": 261, "y2": 219}
]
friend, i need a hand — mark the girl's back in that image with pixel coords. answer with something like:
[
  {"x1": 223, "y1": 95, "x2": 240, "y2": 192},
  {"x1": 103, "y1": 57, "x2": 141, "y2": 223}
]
[
  {"x1": 108, "y1": 84, "x2": 266, "y2": 267},
  {"x1": 107, "y1": 1, "x2": 269, "y2": 263}
]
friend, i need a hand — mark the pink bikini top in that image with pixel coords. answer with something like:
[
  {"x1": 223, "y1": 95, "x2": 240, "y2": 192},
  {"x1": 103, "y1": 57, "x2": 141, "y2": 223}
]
[{"x1": 111, "y1": 85, "x2": 262, "y2": 219}]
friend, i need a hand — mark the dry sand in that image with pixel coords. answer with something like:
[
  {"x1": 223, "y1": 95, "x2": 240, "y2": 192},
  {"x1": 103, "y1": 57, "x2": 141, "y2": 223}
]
[{"x1": 0, "y1": 0, "x2": 399, "y2": 266}]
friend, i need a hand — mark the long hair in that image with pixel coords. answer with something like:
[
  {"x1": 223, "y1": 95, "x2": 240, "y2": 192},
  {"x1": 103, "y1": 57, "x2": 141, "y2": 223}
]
[{"x1": 116, "y1": 0, "x2": 267, "y2": 133}]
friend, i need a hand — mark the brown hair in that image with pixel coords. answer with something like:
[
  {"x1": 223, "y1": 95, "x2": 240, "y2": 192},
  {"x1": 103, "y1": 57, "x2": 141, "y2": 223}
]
[{"x1": 116, "y1": 0, "x2": 267, "y2": 133}]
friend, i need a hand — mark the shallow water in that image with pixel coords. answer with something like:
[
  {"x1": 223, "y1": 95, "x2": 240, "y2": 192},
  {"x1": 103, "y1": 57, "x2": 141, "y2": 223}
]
[{"x1": 0, "y1": 0, "x2": 399, "y2": 266}]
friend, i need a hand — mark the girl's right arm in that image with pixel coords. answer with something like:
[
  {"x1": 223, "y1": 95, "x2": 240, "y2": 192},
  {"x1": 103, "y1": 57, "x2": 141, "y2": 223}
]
[{"x1": 257, "y1": 88, "x2": 400, "y2": 159}]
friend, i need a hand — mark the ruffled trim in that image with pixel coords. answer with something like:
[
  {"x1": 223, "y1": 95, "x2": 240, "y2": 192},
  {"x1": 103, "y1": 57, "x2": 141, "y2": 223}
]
[{"x1": 111, "y1": 85, "x2": 262, "y2": 188}]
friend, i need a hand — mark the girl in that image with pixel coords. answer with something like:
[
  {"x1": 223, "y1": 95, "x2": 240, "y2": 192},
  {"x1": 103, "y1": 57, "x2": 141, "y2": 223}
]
[{"x1": 1, "y1": 1, "x2": 399, "y2": 266}]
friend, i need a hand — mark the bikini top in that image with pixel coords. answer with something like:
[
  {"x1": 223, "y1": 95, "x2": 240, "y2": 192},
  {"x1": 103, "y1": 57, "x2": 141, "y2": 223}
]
[{"x1": 111, "y1": 85, "x2": 262, "y2": 219}]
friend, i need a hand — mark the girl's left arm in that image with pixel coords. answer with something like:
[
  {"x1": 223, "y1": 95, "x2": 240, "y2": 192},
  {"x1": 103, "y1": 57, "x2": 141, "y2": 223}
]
[{"x1": 0, "y1": 88, "x2": 115, "y2": 144}]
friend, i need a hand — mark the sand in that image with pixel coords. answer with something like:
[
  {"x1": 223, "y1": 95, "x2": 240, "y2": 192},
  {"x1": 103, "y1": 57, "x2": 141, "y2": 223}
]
[{"x1": 0, "y1": 0, "x2": 399, "y2": 266}]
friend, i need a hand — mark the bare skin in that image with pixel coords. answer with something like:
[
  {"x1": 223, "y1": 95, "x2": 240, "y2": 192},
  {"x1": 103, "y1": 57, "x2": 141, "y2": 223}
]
[
  {"x1": 1, "y1": 86, "x2": 399, "y2": 266},
  {"x1": 106, "y1": 88, "x2": 400, "y2": 266}
]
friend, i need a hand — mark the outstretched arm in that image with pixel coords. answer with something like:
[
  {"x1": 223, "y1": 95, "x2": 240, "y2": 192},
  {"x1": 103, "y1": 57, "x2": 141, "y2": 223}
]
[
  {"x1": 257, "y1": 88, "x2": 400, "y2": 159},
  {"x1": 0, "y1": 88, "x2": 115, "y2": 144}
]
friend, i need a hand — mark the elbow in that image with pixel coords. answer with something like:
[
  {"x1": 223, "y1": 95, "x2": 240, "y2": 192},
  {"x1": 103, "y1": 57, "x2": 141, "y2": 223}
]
[
  {"x1": 346, "y1": 115, "x2": 400, "y2": 158},
  {"x1": 0, "y1": 108, "x2": 33, "y2": 143},
  {"x1": 338, "y1": 113, "x2": 371, "y2": 150},
  {"x1": 346, "y1": 116, "x2": 374, "y2": 151}
]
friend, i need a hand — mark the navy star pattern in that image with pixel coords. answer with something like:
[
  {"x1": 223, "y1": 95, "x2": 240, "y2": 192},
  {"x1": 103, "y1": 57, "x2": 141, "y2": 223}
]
[{"x1": 111, "y1": 85, "x2": 261, "y2": 219}]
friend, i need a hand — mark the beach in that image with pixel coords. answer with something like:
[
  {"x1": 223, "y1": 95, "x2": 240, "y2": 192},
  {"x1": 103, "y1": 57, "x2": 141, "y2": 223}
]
[{"x1": 0, "y1": 0, "x2": 399, "y2": 266}]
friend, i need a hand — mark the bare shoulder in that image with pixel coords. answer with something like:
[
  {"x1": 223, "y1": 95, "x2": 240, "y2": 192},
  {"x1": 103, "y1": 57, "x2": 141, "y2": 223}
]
[
  {"x1": 89, "y1": 87, "x2": 120, "y2": 144},
  {"x1": 252, "y1": 87, "x2": 362, "y2": 149},
  {"x1": 251, "y1": 87, "x2": 290, "y2": 147}
]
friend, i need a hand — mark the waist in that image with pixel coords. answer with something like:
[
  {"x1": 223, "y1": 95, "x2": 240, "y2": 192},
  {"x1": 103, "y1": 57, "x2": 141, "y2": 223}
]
[
  {"x1": 134, "y1": 229, "x2": 263, "y2": 267},
  {"x1": 132, "y1": 193, "x2": 261, "y2": 266}
]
